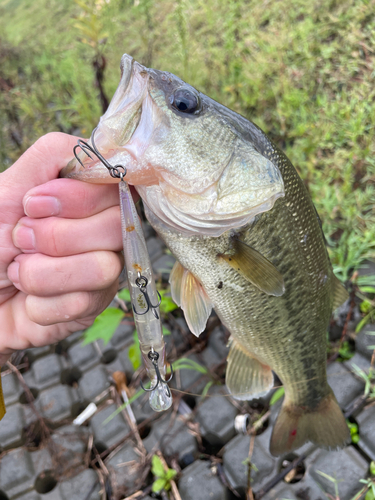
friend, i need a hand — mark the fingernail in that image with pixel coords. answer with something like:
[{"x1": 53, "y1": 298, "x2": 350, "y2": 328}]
[
  {"x1": 13, "y1": 224, "x2": 36, "y2": 251},
  {"x1": 7, "y1": 261, "x2": 20, "y2": 284},
  {"x1": 24, "y1": 196, "x2": 61, "y2": 217}
]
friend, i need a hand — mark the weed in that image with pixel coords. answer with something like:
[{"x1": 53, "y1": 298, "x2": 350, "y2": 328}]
[{"x1": 151, "y1": 454, "x2": 177, "y2": 494}]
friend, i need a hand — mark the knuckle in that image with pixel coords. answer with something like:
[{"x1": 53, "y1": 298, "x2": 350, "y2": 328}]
[{"x1": 96, "y1": 251, "x2": 122, "y2": 287}]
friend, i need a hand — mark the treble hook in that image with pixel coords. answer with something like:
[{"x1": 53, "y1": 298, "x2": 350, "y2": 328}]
[
  {"x1": 133, "y1": 274, "x2": 162, "y2": 319},
  {"x1": 73, "y1": 126, "x2": 127, "y2": 180},
  {"x1": 140, "y1": 349, "x2": 174, "y2": 396}
]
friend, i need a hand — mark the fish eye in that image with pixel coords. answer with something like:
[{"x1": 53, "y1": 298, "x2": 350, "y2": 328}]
[{"x1": 172, "y1": 89, "x2": 200, "y2": 114}]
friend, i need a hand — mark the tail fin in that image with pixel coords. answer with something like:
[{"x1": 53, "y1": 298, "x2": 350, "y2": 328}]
[{"x1": 270, "y1": 388, "x2": 350, "y2": 456}]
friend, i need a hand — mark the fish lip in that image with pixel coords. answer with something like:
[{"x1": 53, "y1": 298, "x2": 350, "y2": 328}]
[{"x1": 60, "y1": 55, "x2": 149, "y2": 181}]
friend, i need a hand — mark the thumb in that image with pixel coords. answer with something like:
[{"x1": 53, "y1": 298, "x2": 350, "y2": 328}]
[{"x1": 0, "y1": 133, "x2": 80, "y2": 226}]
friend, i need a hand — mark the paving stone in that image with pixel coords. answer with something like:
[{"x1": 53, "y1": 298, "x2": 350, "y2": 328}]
[
  {"x1": 357, "y1": 403, "x2": 375, "y2": 461},
  {"x1": 143, "y1": 414, "x2": 197, "y2": 462},
  {"x1": 39, "y1": 385, "x2": 79, "y2": 422},
  {"x1": 0, "y1": 404, "x2": 25, "y2": 450},
  {"x1": 308, "y1": 447, "x2": 368, "y2": 500},
  {"x1": 51, "y1": 425, "x2": 90, "y2": 474},
  {"x1": 1, "y1": 372, "x2": 21, "y2": 406},
  {"x1": 265, "y1": 474, "x2": 325, "y2": 500},
  {"x1": 178, "y1": 459, "x2": 230, "y2": 500},
  {"x1": 130, "y1": 392, "x2": 158, "y2": 423},
  {"x1": 107, "y1": 443, "x2": 143, "y2": 497},
  {"x1": 196, "y1": 387, "x2": 237, "y2": 445},
  {"x1": 108, "y1": 322, "x2": 134, "y2": 349},
  {"x1": 16, "y1": 493, "x2": 42, "y2": 500},
  {"x1": 59, "y1": 469, "x2": 101, "y2": 500},
  {"x1": 78, "y1": 365, "x2": 111, "y2": 402},
  {"x1": 173, "y1": 354, "x2": 210, "y2": 394},
  {"x1": 152, "y1": 253, "x2": 176, "y2": 278},
  {"x1": 356, "y1": 324, "x2": 375, "y2": 360},
  {"x1": 201, "y1": 346, "x2": 223, "y2": 370},
  {"x1": 326, "y1": 362, "x2": 364, "y2": 410},
  {"x1": 27, "y1": 345, "x2": 53, "y2": 362},
  {"x1": 0, "y1": 448, "x2": 35, "y2": 498},
  {"x1": 32, "y1": 354, "x2": 66, "y2": 390},
  {"x1": 208, "y1": 325, "x2": 229, "y2": 360},
  {"x1": 344, "y1": 352, "x2": 372, "y2": 374},
  {"x1": 67, "y1": 342, "x2": 101, "y2": 371},
  {"x1": 90, "y1": 403, "x2": 130, "y2": 448},
  {"x1": 223, "y1": 434, "x2": 276, "y2": 493},
  {"x1": 117, "y1": 347, "x2": 138, "y2": 381}
]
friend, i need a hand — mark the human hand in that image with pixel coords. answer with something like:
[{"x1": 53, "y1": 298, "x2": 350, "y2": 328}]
[{"x1": 0, "y1": 133, "x2": 125, "y2": 365}]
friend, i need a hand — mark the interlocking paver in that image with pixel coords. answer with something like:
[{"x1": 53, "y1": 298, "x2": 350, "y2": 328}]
[
  {"x1": 0, "y1": 448, "x2": 35, "y2": 498},
  {"x1": 90, "y1": 403, "x2": 130, "y2": 448},
  {"x1": 38, "y1": 385, "x2": 79, "y2": 422},
  {"x1": 357, "y1": 403, "x2": 375, "y2": 461},
  {"x1": 308, "y1": 447, "x2": 368, "y2": 500},
  {"x1": 0, "y1": 404, "x2": 25, "y2": 450},
  {"x1": 178, "y1": 459, "x2": 230, "y2": 500},
  {"x1": 107, "y1": 443, "x2": 143, "y2": 497},
  {"x1": 67, "y1": 342, "x2": 101, "y2": 371},
  {"x1": 355, "y1": 325, "x2": 375, "y2": 360},
  {"x1": 78, "y1": 365, "x2": 111, "y2": 402},
  {"x1": 59, "y1": 469, "x2": 101, "y2": 500},
  {"x1": 32, "y1": 354, "x2": 66, "y2": 390},
  {"x1": 326, "y1": 362, "x2": 364, "y2": 410},
  {"x1": 195, "y1": 387, "x2": 237, "y2": 445},
  {"x1": 223, "y1": 433, "x2": 276, "y2": 493},
  {"x1": 1, "y1": 372, "x2": 21, "y2": 406}
]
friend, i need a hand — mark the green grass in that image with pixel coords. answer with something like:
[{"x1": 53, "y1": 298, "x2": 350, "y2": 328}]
[{"x1": 0, "y1": 0, "x2": 374, "y2": 272}]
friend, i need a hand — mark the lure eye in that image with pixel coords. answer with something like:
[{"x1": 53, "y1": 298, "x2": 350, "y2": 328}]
[{"x1": 172, "y1": 89, "x2": 200, "y2": 114}]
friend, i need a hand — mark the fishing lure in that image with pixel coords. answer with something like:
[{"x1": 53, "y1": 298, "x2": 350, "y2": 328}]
[{"x1": 74, "y1": 129, "x2": 173, "y2": 411}]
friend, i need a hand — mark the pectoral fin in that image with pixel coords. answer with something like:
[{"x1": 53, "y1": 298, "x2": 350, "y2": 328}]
[
  {"x1": 169, "y1": 261, "x2": 185, "y2": 307},
  {"x1": 332, "y1": 275, "x2": 349, "y2": 311},
  {"x1": 169, "y1": 261, "x2": 213, "y2": 337},
  {"x1": 226, "y1": 339, "x2": 274, "y2": 400},
  {"x1": 219, "y1": 240, "x2": 285, "y2": 296}
]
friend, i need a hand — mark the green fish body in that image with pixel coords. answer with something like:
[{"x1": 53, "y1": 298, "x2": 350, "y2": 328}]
[{"x1": 61, "y1": 55, "x2": 350, "y2": 455}]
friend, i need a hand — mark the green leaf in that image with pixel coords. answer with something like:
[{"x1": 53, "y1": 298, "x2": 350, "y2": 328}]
[
  {"x1": 152, "y1": 478, "x2": 167, "y2": 493},
  {"x1": 118, "y1": 288, "x2": 131, "y2": 302},
  {"x1": 165, "y1": 469, "x2": 177, "y2": 480},
  {"x1": 370, "y1": 461, "x2": 375, "y2": 476},
  {"x1": 172, "y1": 357, "x2": 208, "y2": 374},
  {"x1": 270, "y1": 387, "x2": 285, "y2": 406},
  {"x1": 158, "y1": 289, "x2": 178, "y2": 314},
  {"x1": 82, "y1": 308, "x2": 124, "y2": 346},
  {"x1": 151, "y1": 455, "x2": 165, "y2": 478},
  {"x1": 201, "y1": 381, "x2": 214, "y2": 399}
]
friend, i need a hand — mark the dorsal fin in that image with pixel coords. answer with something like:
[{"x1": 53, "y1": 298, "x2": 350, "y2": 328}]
[{"x1": 218, "y1": 239, "x2": 285, "y2": 296}]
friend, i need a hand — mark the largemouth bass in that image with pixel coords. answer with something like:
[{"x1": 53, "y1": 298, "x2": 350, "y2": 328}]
[{"x1": 61, "y1": 54, "x2": 350, "y2": 455}]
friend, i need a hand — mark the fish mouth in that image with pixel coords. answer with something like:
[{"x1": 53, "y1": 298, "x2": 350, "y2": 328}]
[{"x1": 60, "y1": 54, "x2": 155, "y2": 184}]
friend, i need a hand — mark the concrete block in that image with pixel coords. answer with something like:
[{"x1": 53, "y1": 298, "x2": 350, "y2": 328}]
[
  {"x1": 27, "y1": 345, "x2": 53, "y2": 362},
  {"x1": 67, "y1": 342, "x2": 101, "y2": 371},
  {"x1": 0, "y1": 448, "x2": 35, "y2": 498},
  {"x1": 308, "y1": 447, "x2": 368, "y2": 500},
  {"x1": 265, "y1": 475, "x2": 325, "y2": 500},
  {"x1": 173, "y1": 354, "x2": 210, "y2": 394},
  {"x1": 356, "y1": 324, "x2": 375, "y2": 360},
  {"x1": 107, "y1": 443, "x2": 143, "y2": 497},
  {"x1": 223, "y1": 434, "x2": 276, "y2": 493},
  {"x1": 344, "y1": 352, "x2": 372, "y2": 374},
  {"x1": 0, "y1": 404, "x2": 25, "y2": 450},
  {"x1": 1, "y1": 372, "x2": 21, "y2": 406},
  {"x1": 179, "y1": 460, "x2": 230, "y2": 500},
  {"x1": 108, "y1": 322, "x2": 134, "y2": 349},
  {"x1": 59, "y1": 469, "x2": 101, "y2": 500},
  {"x1": 32, "y1": 354, "x2": 66, "y2": 390},
  {"x1": 78, "y1": 365, "x2": 111, "y2": 402},
  {"x1": 196, "y1": 387, "x2": 237, "y2": 445},
  {"x1": 51, "y1": 425, "x2": 90, "y2": 474},
  {"x1": 117, "y1": 347, "x2": 137, "y2": 381},
  {"x1": 326, "y1": 362, "x2": 364, "y2": 410},
  {"x1": 208, "y1": 325, "x2": 229, "y2": 360},
  {"x1": 201, "y1": 346, "x2": 223, "y2": 370},
  {"x1": 90, "y1": 403, "x2": 130, "y2": 448},
  {"x1": 143, "y1": 414, "x2": 197, "y2": 462},
  {"x1": 39, "y1": 385, "x2": 79, "y2": 422},
  {"x1": 357, "y1": 404, "x2": 375, "y2": 461}
]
